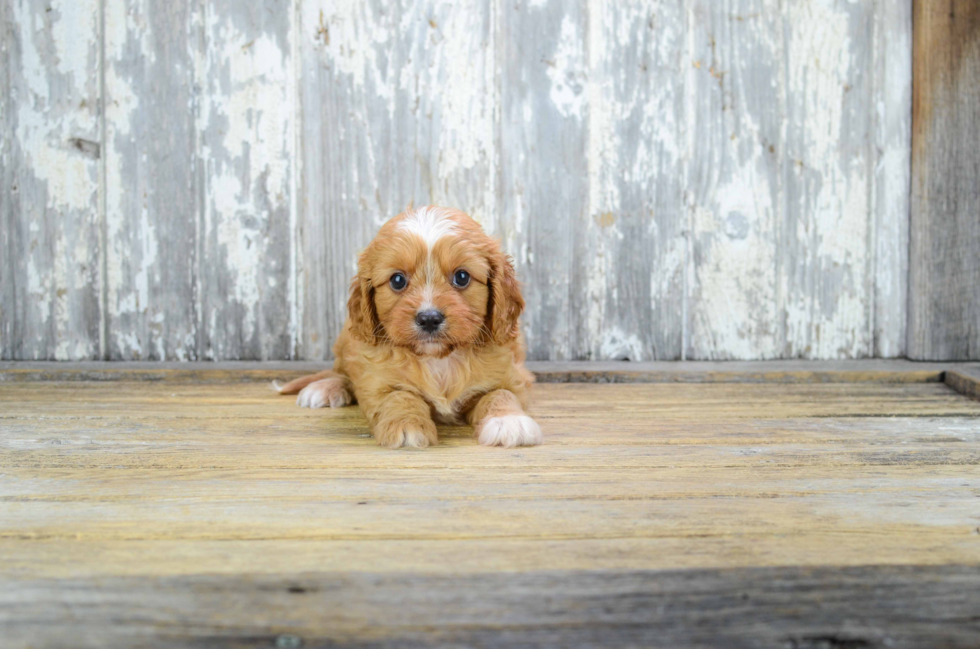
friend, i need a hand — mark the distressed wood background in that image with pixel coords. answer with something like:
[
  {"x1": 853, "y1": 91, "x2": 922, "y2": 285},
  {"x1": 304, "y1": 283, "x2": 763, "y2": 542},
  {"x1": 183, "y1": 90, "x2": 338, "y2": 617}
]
[{"x1": 1, "y1": 0, "x2": 917, "y2": 361}]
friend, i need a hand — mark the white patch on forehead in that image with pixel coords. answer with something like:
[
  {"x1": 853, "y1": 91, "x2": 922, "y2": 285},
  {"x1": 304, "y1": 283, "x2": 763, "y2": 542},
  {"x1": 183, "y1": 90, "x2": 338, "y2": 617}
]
[
  {"x1": 399, "y1": 206, "x2": 457, "y2": 248},
  {"x1": 420, "y1": 285, "x2": 435, "y2": 311}
]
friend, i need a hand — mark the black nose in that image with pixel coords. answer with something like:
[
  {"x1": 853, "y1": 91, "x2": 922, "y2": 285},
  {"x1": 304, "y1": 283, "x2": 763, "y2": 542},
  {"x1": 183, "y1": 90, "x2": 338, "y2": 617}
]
[{"x1": 415, "y1": 309, "x2": 445, "y2": 333}]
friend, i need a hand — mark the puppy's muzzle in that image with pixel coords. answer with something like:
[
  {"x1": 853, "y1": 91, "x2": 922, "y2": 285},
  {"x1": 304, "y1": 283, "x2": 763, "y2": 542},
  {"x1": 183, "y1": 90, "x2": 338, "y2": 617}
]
[{"x1": 415, "y1": 309, "x2": 445, "y2": 334}]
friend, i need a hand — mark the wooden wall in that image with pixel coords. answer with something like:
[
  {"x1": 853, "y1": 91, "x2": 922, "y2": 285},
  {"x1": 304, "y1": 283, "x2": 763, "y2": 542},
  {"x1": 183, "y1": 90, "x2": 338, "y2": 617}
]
[
  {"x1": 909, "y1": 0, "x2": 980, "y2": 360},
  {"x1": 1, "y1": 1, "x2": 919, "y2": 361}
]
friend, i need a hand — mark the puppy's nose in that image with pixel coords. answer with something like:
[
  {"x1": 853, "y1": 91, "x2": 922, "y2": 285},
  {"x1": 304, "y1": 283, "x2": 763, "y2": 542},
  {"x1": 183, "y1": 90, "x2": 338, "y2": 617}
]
[{"x1": 415, "y1": 309, "x2": 445, "y2": 333}]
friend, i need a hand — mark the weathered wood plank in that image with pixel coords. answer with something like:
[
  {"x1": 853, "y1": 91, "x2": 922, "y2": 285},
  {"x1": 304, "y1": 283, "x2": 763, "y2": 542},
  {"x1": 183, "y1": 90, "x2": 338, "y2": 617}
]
[
  {"x1": 686, "y1": 0, "x2": 782, "y2": 360},
  {"x1": 2, "y1": 2, "x2": 921, "y2": 363},
  {"x1": 0, "y1": 0, "x2": 102, "y2": 360},
  {"x1": 3, "y1": 359, "x2": 978, "y2": 383},
  {"x1": 782, "y1": 0, "x2": 876, "y2": 359},
  {"x1": 498, "y1": 0, "x2": 588, "y2": 360},
  {"x1": 580, "y1": 0, "x2": 686, "y2": 361},
  {"x1": 872, "y1": 0, "x2": 912, "y2": 358},
  {"x1": 6, "y1": 531, "x2": 980, "y2": 581},
  {"x1": 103, "y1": 0, "x2": 200, "y2": 360},
  {"x1": 946, "y1": 367, "x2": 980, "y2": 401},
  {"x1": 299, "y1": 0, "x2": 497, "y2": 360},
  {"x1": 3, "y1": 566, "x2": 980, "y2": 648},
  {"x1": 3, "y1": 376, "x2": 980, "y2": 646},
  {"x1": 197, "y1": 0, "x2": 296, "y2": 360},
  {"x1": 909, "y1": 0, "x2": 980, "y2": 360}
]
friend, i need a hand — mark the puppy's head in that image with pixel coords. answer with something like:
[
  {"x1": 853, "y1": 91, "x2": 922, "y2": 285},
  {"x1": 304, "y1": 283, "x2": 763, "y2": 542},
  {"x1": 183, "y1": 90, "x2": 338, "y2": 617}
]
[{"x1": 347, "y1": 206, "x2": 523, "y2": 356}]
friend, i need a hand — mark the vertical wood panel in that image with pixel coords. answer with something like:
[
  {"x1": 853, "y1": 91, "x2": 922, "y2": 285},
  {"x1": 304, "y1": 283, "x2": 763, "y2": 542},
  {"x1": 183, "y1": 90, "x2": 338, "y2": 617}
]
[
  {"x1": 1, "y1": 1, "x2": 921, "y2": 362},
  {"x1": 583, "y1": 0, "x2": 686, "y2": 361},
  {"x1": 872, "y1": 0, "x2": 912, "y2": 359},
  {"x1": 782, "y1": 0, "x2": 876, "y2": 358},
  {"x1": 198, "y1": 0, "x2": 296, "y2": 360},
  {"x1": 103, "y1": 0, "x2": 200, "y2": 360},
  {"x1": 909, "y1": 0, "x2": 980, "y2": 360},
  {"x1": 499, "y1": 0, "x2": 587, "y2": 360},
  {"x1": 1, "y1": 0, "x2": 102, "y2": 360},
  {"x1": 686, "y1": 0, "x2": 783, "y2": 360},
  {"x1": 299, "y1": 0, "x2": 496, "y2": 360}
]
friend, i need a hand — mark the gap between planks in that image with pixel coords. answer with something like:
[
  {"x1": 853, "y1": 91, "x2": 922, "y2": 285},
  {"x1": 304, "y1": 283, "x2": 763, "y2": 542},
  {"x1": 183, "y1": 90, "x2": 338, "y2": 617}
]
[{"x1": 1, "y1": 360, "x2": 979, "y2": 401}]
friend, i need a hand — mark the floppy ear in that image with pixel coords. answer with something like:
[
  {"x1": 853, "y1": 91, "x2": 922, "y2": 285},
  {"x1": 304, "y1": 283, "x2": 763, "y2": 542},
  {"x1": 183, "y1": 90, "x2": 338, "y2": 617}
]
[
  {"x1": 486, "y1": 245, "x2": 525, "y2": 345},
  {"x1": 347, "y1": 275, "x2": 380, "y2": 343}
]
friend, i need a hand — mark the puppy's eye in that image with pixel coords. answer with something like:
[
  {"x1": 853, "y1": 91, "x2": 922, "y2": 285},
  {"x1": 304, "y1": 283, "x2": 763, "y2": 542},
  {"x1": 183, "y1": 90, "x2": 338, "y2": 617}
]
[
  {"x1": 389, "y1": 273, "x2": 408, "y2": 291},
  {"x1": 452, "y1": 269, "x2": 470, "y2": 288}
]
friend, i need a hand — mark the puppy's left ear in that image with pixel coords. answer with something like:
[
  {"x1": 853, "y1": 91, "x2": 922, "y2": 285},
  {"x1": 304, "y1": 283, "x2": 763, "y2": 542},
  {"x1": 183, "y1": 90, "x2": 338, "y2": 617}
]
[
  {"x1": 486, "y1": 244, "x2": 525, "y2": 345},
  {"x1": 347, "y1": 274, "x2": 380, "y2": 344}
]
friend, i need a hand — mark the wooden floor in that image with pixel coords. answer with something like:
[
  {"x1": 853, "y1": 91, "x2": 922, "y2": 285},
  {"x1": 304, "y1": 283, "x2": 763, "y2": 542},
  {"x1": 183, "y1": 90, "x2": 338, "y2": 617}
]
[{"x1": 2, "y1": 362, "x2": 980, "y2": 648}]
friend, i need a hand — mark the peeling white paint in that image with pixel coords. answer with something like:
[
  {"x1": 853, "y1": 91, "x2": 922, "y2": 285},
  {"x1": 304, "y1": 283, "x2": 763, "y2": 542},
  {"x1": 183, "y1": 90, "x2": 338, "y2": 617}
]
[
  {"x1": 4, "y1": 0, "x2": 914, "y2": 362},
  {"x1": 547, "y1": 15, "x2": 587, "y2": 120}
]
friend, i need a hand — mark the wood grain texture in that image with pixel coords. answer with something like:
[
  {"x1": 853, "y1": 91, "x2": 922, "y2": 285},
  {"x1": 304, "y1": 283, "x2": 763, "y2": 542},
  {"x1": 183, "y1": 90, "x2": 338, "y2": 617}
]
[
  {"x1": 5, "y1": 566, "x2": 980, "y2": 649},
  {"x1": 946, "y1": 367, "x2": 980, "y2": 401},
  {"x1": 497, "y1": 0, "x2": 587, "y2": 360},
  {"x1": 1, "y1": 0, "x2": 103, "y2": 360},
  {"x1": 2, "y1": 377, "x2": 980, "y2": 646},
  {"x1": 873, "y1": 0, "x2": 912, "y2": 359},
  {"x1": 197, "y1": 0, "x2": 296, "y2": 360},
  {"x1": 103, "y1": 0, "x2": 200, "y2": 360},
  {"x1": 783, "y1": 0, "x2": 876, "y2": 359},
  {"x1": 686, "y1": 0, "x2": 782, "y2": 360},
  {"x1": 4, "y1": 359, "x2": 977, "y2": 384},
  {"x1": 583, "y1": 0, "x2": 686, "y2": 361},
  {"x1": 909, "y1": 0, "x2": 980, "y2": 360},
  {"x1": 299, "y1": 0, "x2": 497, "y2": 360},
  {"x1": 2, "y1": 2, "x2": 922, "y2": 361}
]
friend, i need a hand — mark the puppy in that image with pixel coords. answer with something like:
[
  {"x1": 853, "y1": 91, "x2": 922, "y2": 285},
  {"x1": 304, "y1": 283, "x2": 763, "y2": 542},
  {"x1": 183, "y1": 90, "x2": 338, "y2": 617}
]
[{"x1": 275, "y1": 206, "x2": 542, "y2": 449}]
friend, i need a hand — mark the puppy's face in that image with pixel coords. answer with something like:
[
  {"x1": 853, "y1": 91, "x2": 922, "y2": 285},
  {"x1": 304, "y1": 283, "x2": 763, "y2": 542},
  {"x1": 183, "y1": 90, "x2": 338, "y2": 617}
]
[{"x1": 347, "y1": 207, "x2": 523, "y2": 356}]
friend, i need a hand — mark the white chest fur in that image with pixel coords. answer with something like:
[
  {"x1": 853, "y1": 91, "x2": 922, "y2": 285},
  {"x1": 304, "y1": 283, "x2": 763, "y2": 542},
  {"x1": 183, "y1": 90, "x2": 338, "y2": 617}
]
[
  {"x1": 423, "y1": 351, "x2": 465, "y2": 396},
  {"x1": 419, "y1": 351, "x2": 474, "y2": 423}
]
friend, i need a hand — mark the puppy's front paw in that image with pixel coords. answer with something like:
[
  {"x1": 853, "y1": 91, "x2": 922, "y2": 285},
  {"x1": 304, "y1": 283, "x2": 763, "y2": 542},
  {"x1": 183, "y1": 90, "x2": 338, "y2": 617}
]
[
  {"x1": 374, "y1": 417, "x2": 438, "y2": 449},
  {"x1": 477, "y1": 415, "x2": 543, "y2": 448},
  {"x1": 297, "y1": 379, "x2": 352, "y2": 409}
]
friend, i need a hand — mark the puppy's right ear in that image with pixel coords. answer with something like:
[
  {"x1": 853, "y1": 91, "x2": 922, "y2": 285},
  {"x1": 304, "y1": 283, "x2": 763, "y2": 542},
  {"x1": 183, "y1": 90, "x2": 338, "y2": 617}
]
[{"x1": 347, "y1": 275, "x2": 379, "y2": 343}]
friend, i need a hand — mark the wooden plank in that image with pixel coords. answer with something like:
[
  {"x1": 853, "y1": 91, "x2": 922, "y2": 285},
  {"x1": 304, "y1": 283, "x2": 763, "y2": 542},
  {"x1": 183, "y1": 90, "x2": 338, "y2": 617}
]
[
  {"x1": 2, "y1": 359, "x2": 975, "y2": 383},
  {"x1": 686, "y1": 0, "x2": 782, "y2": 360},
  {"x1": 782, "y1": 1, "x2": 876, "y2": 358},
  {"x1": 103, "y1": 0, "x2": 200, "y2": 360},
  {"x1": 0, "y1": 0, "x2": 102, "y2": 360},
  {"x1": 909, "y1": 0, "x2": 980, "y2": 360},
  {"x1": 872, "y1": 0, "x2": 912, "y2": 358},
  {"x1": 498, "y1": 0, "x2": 587, "y2": 360},
  {"x1": 298, "y1": 0, "x2": 497, "y2": 360},
  {"x1": 197, "y1": 0, "x2": 296, "y2": 360},
  {"x1": 3, "y1": 376, "x2": 980, "y2": 645},
  {"x1": 3, "y1": 566, "x2": 980, "y2": 648},
  {"x1": 580, "y1": 0, "x2": 686, "y2": 361},
  {"x1": 946, "y1": 367, "x2": 980, "y2": 401},
  {"x1": 6, "y1": 532, "x2": 980, "y2": 580}
]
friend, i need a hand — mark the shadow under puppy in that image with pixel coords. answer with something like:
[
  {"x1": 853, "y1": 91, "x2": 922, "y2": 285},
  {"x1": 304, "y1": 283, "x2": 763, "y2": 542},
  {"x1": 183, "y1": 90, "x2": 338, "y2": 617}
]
[{"x1": 275, "y1": 206, "x2": 542, "y2": 449}]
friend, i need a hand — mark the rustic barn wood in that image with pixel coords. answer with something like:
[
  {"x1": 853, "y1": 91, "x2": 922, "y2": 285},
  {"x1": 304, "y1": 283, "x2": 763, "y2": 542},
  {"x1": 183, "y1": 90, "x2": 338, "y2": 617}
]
[
  {"x1": 3, "y1": 359, "x2": 979, "y2": 385},
  {"x1": 909, "y1": 0, "x2": 980, "y2": 361},
  {"x1": 102, "y1": 0, "x2": 201, "y2": 361},
  {"x1": 5, "y1": 566, "x2": 980, "y2": 649},
  {"x1": 1, "y1": 2, "x2": 920, "y2": 361},
  {"x1": 1, "y1": 0, "x2": 103, "y2": 361},
  {"x1": 3, "y1": 371, "x2": 980, "y2": 646}
]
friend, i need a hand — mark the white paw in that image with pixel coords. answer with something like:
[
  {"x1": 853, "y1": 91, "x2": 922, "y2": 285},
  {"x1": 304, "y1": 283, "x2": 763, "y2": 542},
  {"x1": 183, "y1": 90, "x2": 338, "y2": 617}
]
[
  {"x1": 297, "y1": 379, "x2": 352, "y2": 409},
  {"x1": 477, "y1": 415, "x2": 543, "y2": 448},
  {"x1": 400, "y1": 428, "x2": 434, "y2": 449}
]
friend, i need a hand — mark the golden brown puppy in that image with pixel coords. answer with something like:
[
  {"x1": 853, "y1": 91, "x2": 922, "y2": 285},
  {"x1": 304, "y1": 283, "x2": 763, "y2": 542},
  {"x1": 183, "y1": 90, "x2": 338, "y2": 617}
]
[{"x1": 274, "y1": 206, "x2": 541, "y2": 449}]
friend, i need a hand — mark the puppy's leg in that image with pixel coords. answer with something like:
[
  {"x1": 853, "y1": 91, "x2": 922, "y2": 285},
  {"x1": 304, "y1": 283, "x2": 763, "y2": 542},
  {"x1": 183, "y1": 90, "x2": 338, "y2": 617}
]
[
  {"x1": 361, "y1": 391, "x2": 438, "y2": 449},
  {"x1": 272, "y1": 370, "x2": 334, "y2": 395},
  {"x1": 274, "y1": 371, "x2": 354, "y2": 409},
  {"x1": 466, "y1": 390, "x2": 542, "y2": 448}
]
